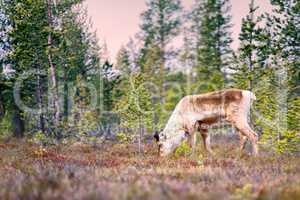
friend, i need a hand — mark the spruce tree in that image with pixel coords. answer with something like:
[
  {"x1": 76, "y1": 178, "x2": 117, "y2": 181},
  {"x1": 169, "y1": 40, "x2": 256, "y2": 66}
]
[
  {"x1": 139, "y1": 0, "x2": 182, "y2": 87},
  {"x1": 115, "y1": 46, "x2": 131, "y2": 74},
  {"x1": 113, "y1": 46, "x2": 131, "y2": 104},
  {"x1": 138, "y1": 0, "x2": 182, "y2": 127},
  {"x1": 266, "y1": 0, "x2": 300, "y2": 152},
  {"x1": 269, "y1": 0, "x2": 299, "y2": 94},
  {"x1": 114, "y1": 73, "x2": 154, "y2": 152},
  {"x1": 190, "y1": 0, "x2": 233, "y2": 92},
  {"x1": 1, "y1": 0, "x2": 102, "y2": 139},
  {"x1": 2, "y1": 0, "x2": 50, "y2": 137},
  {"x1": 59, "y1": 6, "x2": 102, "y2": 138},
  {"x1": 232, "y1": 0, "x2": 264, "y2": 90},
  {"x1": 234, "y1": 0, "x2": 300, "y2": 153},
  {"x1": 0, "y1": 1, "x2": 10, "y2": 123}
]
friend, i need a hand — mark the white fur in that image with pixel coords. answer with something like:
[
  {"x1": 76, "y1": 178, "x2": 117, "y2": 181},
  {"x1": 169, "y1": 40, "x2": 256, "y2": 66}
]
[
  {"x1": 159, "y1": 90, "x2": 257, "y2": 156},
  {"x1": 242, "y1": 90, "x2": 256, "y2": 117},
  {"x1": 159, "y1": 100, "x2": 186, "y2": 155}
]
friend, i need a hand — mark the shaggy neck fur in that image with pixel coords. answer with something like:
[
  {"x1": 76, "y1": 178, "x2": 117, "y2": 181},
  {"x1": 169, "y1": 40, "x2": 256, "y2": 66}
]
[
  {"x1": 160, "y1": 100, "x2": 187, "y2": 154},
  {"x1": 163, "y1": 100, "x2": 186, "y2": 136}
]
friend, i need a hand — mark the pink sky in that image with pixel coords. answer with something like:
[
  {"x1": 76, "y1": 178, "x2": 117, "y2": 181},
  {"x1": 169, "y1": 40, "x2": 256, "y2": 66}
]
[{"x1": 85, "y1": 0, "x2": 272, "y2": 61}]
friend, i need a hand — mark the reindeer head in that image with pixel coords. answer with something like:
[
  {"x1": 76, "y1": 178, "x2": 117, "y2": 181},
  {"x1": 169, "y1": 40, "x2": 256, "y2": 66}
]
[{"x1": 154, "y1": 129, "x2": 186, "y2": 156}]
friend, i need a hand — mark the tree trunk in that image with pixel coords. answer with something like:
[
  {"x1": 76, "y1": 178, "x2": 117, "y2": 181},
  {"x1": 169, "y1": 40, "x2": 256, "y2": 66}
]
[
  {"x1": 138, "y1": 117, "x2": 144, "y2": 155},
  {"x1": 0, "y1": 94, "x2": 5, "y2": 122},
  {"x1": 59, "y1": 8, "x2": 69, "y2": 129},
  {"x1": 36, "y1": 66, "x2": 45, "y2": 133},
  {"x1": 159, "y1": 4, "x2": 166, "y2": 105},
  {"x1": 248, "y1": 0, "x2": 255, "y2": 91},
  {"x1": 63, "y1": 63, "x2": 69, "y2": 122},
  {"x1": 47, "y1": 0, "x2": 61, "y2": 133},
  {"x1": 12, "y1": 105, "x2": 24, "y2": 138}
]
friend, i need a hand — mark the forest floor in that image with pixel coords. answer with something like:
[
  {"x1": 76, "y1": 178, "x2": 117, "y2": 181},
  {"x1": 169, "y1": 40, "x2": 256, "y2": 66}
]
[{"x1": 0, "y1": 135, "x2": 300, "y2": 200}]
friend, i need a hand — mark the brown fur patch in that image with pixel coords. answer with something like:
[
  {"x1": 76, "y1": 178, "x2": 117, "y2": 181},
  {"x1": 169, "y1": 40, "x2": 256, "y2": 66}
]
[
  {"x1": 198, "y1": 117, "x2": 219, "y2": 126},
  {"x1": 178, "y1": 89, "x2": 243, "y2": 115},
  {"x1": 193, "y1": 89, "x2": 243, "y2": 106}
]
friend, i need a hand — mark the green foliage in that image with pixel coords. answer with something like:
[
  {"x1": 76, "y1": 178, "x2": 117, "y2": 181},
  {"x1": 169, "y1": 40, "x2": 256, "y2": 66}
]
[
  {"x1": 116, "y1": 132, "x2": 135, "y2": 143},
  {"x1": 160, "y1": 72, "x2": 187, "y2": 127},
  {"x1": 269, "y1": 0, "x2": 300, "y2": 92},
  {"x1": 30, "y1": 131, "x2": 49, "y2": 145},
  {"x1": 100, "y1": 61, "x2": 120, "y2": 126},
  {"x1": 139, "y1": 0, "x2": 183, "y2": 126},
  {"x1": 231, "y1": 0, "x2": 265, "y2": 90},
  {"x1": 190, "y1": 0, "x2": 233, "y2": 89},
  {"x1": 233, "y1": 0, "x2": 300, "y2": 154},
  {"x1": 0, "y1": 112, "x2": 12, "y2": 138},
  {"x1": 0, "y1": 0, "x2": 102, "y2": 138},
  {"x1": 114, "y1": 74, "x2": 154, "y2": 130},
  {"x1": 255, "y1": 70, "x2": 280, "y2": 152},
  {"x1": 115, "y1": 46, "x2": 131, "y2": 74},
  {"x1": 68, "y1": 75, "x2": 98, "y2": 137},
  {"x1": 174, "y1": 140, "x2": 191, "y2": 158},
  {"x1": 140, "y1": 0, "x2": 182, "y2": 49},
  {"x1": 276, "y1": 130, "x2": 299, "y2": 154},
  {"x1": 288, "y1": 97, "x2": 300, "y2": 132},
  {"x1": 139, "y1": 0, "x2": 182, "y2": 77},
  {"x1": 233, "y1": 184, "x2": 254, "y2": 200}
]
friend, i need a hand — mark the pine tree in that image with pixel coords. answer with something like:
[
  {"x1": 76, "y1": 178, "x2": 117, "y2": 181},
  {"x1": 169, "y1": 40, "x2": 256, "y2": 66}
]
[
  {"x1": 138, "y1": 0, "x2": 182, "y2": 127},
  {"x1": 236, "y1": 0, "x2": 258, "y2": 90},
  {"x1": 190, "y1": 0, "x2": 233, "y2": 92},
  {"x1": 269, "y1": 0, "x2": 299, "y2": 94},
  {"x1": 2, "y1": 0, "x2": 50, "y2": 137},
  {"x1": 114, "y1": 73, "x2": 154, "y2": 152},
  {"x1": 234, "y1": 0, "x2": 300, "y2": 153},
  {"x1": 58, "y1": 5, "x2": 102, "y2": 138},
  {"x1": 46, "y1": 0, "x2": 61, "y2": 135},
  {"x1": 69, "y1": 75, "x2": 98, "y2": 138},
  {"x1": 113, "y1": 46, "x2": 131, "y2": 105},
  {"x1": 259, "y1": 0, "x2": 300, "y2": 153},
  {"x1": 232, "y1": 0, "x2": 266, "y2": 90},
  {"x1": 1, "y1": 0, "x2": 102, "y2": 139},
  {"x1": 0, "y1": 1, "x2": 10, "y2": 124},
  {"x1": 115, "y1": 74, "x2": 153, "y2": 128},
  {"x1": 139, "y1": 0, "x2": 182, "y2": 85},
  {"x1": 115, "y1": 46, "x2": 131, "y2": 73}
]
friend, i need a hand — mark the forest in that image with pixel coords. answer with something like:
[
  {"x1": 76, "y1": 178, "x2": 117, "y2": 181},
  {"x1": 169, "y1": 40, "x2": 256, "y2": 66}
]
[{"x1": 0, "y1": 0, "x2": 299, "y2": 199}]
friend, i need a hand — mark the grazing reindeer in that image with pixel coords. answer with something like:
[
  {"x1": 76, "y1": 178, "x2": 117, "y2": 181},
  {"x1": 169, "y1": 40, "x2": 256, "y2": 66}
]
[{"x1": 154, "y1": 89, "x2": 258, "y2": 156}]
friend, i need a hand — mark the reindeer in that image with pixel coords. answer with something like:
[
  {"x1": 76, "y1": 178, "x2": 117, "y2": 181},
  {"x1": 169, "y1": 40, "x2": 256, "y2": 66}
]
[{"x1": 154, "y1": 89, "x2": 258, "y2": 156}]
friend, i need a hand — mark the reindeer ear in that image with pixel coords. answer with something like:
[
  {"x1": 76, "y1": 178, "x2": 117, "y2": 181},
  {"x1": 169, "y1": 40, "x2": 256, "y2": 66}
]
[{"x1": 153, "y1": 131, "x2": 159, "y2": 142}]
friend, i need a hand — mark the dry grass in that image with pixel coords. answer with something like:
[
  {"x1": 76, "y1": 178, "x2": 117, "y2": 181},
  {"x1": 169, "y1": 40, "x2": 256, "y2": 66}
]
[{"x1": 0, "y1": 135, "x2": 300, "y2": 200}]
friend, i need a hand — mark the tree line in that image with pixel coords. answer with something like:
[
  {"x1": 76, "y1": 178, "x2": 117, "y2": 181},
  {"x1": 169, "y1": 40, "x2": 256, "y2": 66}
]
[{"x1": 0, "y1": 0, "x2": 299, "y2": 153}]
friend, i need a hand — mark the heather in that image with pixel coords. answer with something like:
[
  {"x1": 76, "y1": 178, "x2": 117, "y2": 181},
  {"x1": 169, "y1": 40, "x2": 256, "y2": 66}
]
[{"x1": 1, "y1": 135, "x2": 299, "y2": 200}]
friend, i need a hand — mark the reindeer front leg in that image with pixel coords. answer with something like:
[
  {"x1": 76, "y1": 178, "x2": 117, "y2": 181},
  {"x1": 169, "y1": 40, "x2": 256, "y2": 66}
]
[
  {"x1": 200, "y1": 129, "x2": 214, "y2": 155},
  {"x1": 185, "y1": 121, "x2": 198, "y2": 158},
  {"x1": 188, "y1": 131, "x2": 197, "y2": 158}
]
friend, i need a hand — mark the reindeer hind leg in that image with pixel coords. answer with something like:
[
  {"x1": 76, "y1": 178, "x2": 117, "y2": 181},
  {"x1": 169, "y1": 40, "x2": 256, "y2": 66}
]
[
  {"x1": 239, "y1": 134, "x2": 247, "y2": 151},
  {"x1": 234, "y1": 121, "x2": 258, "y2": 155}
]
